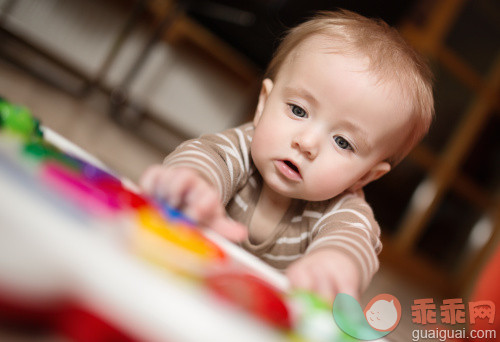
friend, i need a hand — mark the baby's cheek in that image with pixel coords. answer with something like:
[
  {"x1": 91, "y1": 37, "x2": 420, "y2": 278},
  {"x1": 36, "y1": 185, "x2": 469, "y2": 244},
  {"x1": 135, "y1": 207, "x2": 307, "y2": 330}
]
[{"x1": 305, "y1": 174, "x2": 343, "y2": 201}]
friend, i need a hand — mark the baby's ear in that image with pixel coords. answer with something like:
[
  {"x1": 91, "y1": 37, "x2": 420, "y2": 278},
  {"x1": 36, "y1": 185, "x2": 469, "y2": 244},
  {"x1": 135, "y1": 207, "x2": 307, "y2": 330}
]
[
  {"x1": 350, "y1": 162, "x2": 391, "y2": 192},
  {"x1": 253, "y1": 78, "x2": 274, "y2": 126}
]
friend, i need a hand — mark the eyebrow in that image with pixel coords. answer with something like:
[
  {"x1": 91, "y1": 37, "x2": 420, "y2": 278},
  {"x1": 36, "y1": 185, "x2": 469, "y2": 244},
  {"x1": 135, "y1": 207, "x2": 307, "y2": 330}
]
[
  {"x1": 341, "y1": 120, "x2": 371, "y2": 153},
  {"x1": 283, "y1": 86, "x2": 319, "y2": 108}
]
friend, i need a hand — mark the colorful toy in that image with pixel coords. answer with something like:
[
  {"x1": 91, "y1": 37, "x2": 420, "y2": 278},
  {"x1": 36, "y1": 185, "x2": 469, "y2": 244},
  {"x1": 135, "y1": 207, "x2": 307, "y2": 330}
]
[{"x1": 0, "y1": 98, "x2": 350, "y2": 341}]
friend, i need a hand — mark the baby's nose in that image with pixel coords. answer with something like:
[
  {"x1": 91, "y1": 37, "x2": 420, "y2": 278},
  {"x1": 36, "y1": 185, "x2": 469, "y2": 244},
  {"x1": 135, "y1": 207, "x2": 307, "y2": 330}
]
[{"x1": 292, "y1": 129, "x2": 320, "y2": 159}]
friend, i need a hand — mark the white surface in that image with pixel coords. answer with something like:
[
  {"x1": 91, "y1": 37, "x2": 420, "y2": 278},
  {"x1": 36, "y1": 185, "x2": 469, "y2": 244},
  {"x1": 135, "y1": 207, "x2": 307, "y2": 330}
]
[
  {"x1": 204, "y1": 230, "x2": 290, "y2": 292},
  {"x1": 43, "y1": 126, "x2": 110, "y2": 171}
]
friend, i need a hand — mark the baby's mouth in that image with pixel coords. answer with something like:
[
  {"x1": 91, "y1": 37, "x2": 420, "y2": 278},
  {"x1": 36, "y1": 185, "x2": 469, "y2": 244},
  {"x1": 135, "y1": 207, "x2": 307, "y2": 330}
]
[
  {"x1": 274, "y1": 159, "x2": 302, "y2": 181},
  {"x1": 283, "y1": 160, "x2": 300, "y2": 175}
]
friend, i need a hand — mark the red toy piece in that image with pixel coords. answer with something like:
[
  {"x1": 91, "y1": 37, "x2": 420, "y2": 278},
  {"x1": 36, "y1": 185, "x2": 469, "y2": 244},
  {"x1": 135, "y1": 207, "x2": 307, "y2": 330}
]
[{"x1": 206, "y1": 272, "x2": 292, "y2": 330}]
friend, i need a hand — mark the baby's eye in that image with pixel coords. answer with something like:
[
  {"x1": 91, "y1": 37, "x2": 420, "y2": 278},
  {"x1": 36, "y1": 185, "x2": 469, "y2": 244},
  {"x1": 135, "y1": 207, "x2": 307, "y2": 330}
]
[
  {"x1": 289, "y1": 104, "x2": 307, "y2": 118},
  {"x1": 334, "y1": 136, "x2": 353, "y2": 150}
]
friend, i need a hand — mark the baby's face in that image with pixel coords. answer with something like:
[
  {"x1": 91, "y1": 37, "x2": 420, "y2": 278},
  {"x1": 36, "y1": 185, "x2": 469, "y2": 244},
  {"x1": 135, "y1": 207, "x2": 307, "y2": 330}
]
[{"x1": 251, "y1": 36, "x2": 411, "y2": 201}]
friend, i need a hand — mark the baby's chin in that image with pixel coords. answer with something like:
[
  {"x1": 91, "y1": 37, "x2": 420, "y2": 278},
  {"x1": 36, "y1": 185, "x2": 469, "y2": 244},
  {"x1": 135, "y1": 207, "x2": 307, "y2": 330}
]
[
  {"x1": 260, "y1": 172, "x2": 343, "y2": 201},
  {"x1": 293, "y1": 187, "x2": 345, "y2": 202},
  {"x1": 297, "y1": 194, "x2": 339, "y2": 202},
  {"x1": 268, "y1": 183, "x2": 340, "y2": 202}
]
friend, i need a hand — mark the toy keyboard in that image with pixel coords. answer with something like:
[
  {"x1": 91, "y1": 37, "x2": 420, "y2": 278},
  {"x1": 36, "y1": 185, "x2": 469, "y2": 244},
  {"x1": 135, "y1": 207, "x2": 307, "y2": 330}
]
[{"x1": 0, "y1": 97, "x2": 352, "y2": 342}]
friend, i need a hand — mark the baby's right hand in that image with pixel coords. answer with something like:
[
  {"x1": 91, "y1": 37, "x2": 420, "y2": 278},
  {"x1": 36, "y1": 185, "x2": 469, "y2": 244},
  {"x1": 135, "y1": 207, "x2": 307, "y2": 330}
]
[{"x1": 140, "y1": 165, "x2": 247, "y2": 242}]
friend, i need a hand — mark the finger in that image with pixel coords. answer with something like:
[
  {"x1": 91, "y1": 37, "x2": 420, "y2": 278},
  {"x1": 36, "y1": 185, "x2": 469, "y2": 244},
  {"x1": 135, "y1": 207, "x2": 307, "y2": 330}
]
[
  {"x1": 141, "y1": 166, "x2": 177, "y2": 200},
  {"x1": 313, "y1": 267, "x2": 337, "y2": 305},
  {"x1": 165, "y1": 170, "x2": 199, "y2": 208},
  {"x1": 208, "y1": 216, "x2": 248, "y2": 242},
  {"x1": 139, "y1": 165, "x2": 164, "y2": 194},
  {"x1": 183, "y1": 183, "x2": 220, "y2": 222},
  {"x1": 155, "y1": 168, "x2": 193, "y2": 204},
  {"x1": 335, "y1": 279, "x2": 360, "y2": 302},
  {"x1": 286, "y1": 263, "x2": 313, "y2": 291}
]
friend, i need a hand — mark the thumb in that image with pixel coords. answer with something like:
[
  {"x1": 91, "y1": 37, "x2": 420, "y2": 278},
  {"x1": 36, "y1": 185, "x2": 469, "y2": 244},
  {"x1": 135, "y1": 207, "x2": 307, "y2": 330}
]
[{"x1": 209, "y1": 216, "x2": 248, "y2": 242}]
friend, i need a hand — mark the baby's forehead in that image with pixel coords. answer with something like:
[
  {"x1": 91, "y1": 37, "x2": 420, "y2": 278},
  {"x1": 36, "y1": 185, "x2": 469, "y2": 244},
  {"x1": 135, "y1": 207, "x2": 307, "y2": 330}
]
[
  {"x1": 278, "y1": 34, "x2": 370, "y2": 77},
  {"x1": 296, "y1": 33, "x2": 347, "y2": 52},
  {"x1": 284, "y1": 35, "x2": 410, "y2": 104}
]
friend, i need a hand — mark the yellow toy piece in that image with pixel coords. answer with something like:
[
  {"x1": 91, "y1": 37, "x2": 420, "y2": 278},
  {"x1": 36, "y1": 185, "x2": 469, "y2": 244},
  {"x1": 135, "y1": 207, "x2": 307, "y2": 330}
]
[{"x1": 133, "y1": 206, "x2": 226, "y2": 277}]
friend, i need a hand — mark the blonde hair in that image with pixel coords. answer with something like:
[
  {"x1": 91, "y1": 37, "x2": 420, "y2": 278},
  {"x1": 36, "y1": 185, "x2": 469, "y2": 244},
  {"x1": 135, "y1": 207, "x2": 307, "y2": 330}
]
[{"x1": 265, "y1": 10, "x2": 434, "y2": 166}]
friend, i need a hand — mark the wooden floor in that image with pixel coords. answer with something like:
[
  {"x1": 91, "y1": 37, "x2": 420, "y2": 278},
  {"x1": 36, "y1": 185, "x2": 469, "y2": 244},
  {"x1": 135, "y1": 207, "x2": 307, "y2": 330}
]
[
  {"x1": 0, "y1": 58, "x2": 435, "y2": 341},
  {"x1": 0, "y1": 59, "x2": 168, "y2": 184}
]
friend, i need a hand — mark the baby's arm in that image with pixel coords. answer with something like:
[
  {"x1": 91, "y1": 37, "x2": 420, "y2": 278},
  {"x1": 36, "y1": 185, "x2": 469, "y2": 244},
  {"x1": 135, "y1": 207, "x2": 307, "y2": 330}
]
[
  {"x1": 286, "y1": 192, "x2": 382, "y2": 304},
  {"x1": 286, "y1": 249, "x2": 360, "y2": 304},
  {"x1": 140, "y1": 124, "x2": 255, "y2": 241}
]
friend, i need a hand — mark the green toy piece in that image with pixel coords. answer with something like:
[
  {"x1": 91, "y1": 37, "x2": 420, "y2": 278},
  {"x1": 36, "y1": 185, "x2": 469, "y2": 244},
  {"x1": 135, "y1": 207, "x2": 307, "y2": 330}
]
[
  {"x1": 0, "y1": 101, "x2": 36, "y2": 138},
  {"x1": 290, "y1": 291, "x2": 356, "y2": 342}
]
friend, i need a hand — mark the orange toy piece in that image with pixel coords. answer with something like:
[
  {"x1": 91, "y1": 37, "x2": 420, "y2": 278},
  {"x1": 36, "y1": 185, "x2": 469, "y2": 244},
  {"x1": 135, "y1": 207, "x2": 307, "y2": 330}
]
[{"x1": 133, "y1": 206, "x2": 226, "y2": 276}]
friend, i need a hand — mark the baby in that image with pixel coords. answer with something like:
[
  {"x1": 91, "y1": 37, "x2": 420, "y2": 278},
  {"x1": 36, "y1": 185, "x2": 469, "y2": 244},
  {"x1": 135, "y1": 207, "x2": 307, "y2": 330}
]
[{"x1": 140, "y1": 10, "x2": 434, "y2": 304}]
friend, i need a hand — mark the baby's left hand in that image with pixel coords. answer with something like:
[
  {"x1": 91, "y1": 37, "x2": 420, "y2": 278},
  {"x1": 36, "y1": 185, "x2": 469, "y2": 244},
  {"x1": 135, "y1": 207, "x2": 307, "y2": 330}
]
[{"x1": 285, "y1": 249, "x2": 360, "y2": 305}]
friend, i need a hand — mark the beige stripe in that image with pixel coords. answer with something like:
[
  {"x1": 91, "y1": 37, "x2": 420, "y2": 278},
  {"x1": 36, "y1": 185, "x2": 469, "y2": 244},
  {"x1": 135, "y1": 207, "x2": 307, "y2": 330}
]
[
  {"x1": 340, "y1": 221, "x2": 367, "y2": 230},
  {"x1": 312, "y1": 193, "x2": 357, "y2": 230},
  {"x1": 248, "y1": 177, "x2": 257, "y2": 188},
  {"x1": 179, "y1": 144, "x2": 237, "y2": 192},
  {"x1": 312, "y1": 208, "x2": 372, "y2": 235},
  {"x1": 225, "y1": 152, "x2": 235, "y2": 186},
  {"x1": 262, "y1": 253, "x2": 302, "y2": 262},
  {"x1": 165, "y1": 157, "x2": 223, "y2": 196},
  {"x1": 339, "y1": 221, "x2": 382, "y2": 252},
  {"x1": 334, "y1": 209, "x2": 372, "y2": 230},
  {"x1": 307, "y1": 239, "x2": 370, "y2": 287},
  {"x1": 313, "y1": 220, "x2": 370, "y2": 241},
  {"x1": 307, "y1": 234, "x2": 376, "y2": 275},
  {"x1": 331, "y1": 228, "x2": 381, "y2": 262},
  {"x1": 314, "y1": 221, "x2": 371, "y2": 242},
  {"x1": 315, "y1": 232, "x2": 376, "y2": 273},
  {"x1": 235, "y1": 128, "x2": 250, "y2": 173},
  {"x1": 215, "y1": 133, "x2": 245, "y2": 168},
  {"x1": 332, "y1": 193, "x2": 356, "y2": 211},
  {"x1": 216, "y1": 143, "x2": 244, "y2": 185},
  {"x1": 234, "y1": 194, "x2": 248, "y2": 211},
  {"x1": 275, "y1": 232, "x2": 309, "y2": 244},
  {"x1": 303, "y1": 210, "x2": 322, "y2": 219},
  {"x1": 169, "y1": 149, "x2": 218, "y2": 167}
]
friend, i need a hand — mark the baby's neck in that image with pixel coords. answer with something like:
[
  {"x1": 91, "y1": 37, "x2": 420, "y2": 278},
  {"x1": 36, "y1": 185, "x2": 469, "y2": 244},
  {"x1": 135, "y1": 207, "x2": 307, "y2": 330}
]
[
  {"x1": 248, "y1": 183, "x2": 291, "y2": 244},
  {"x1": 259, "y1": 183, "x2": 292, "y2": 210}
]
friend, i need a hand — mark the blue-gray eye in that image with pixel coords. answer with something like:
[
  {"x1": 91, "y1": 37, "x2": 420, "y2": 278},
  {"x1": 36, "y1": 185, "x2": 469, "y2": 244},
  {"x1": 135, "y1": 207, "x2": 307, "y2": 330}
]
[
  {"x1": 334, "y1": 136, "x2": 352, "y2": 150},
  {"x1": 290, "y1": 104, "x2": 307, "y2": 118}
]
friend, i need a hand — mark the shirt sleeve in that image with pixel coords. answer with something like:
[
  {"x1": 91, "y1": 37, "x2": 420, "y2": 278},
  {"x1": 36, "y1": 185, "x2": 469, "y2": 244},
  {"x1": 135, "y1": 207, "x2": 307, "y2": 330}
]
[
  {"x1": 305, "y1": 191, "x2": 382, "y2": 291},
  {"x1": 163, "y1": 123, "x2": 254, "y2": 206}
]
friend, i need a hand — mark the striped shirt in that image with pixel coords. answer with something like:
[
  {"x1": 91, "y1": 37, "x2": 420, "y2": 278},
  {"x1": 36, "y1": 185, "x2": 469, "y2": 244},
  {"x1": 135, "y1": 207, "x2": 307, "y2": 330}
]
[{"x1": 164, "y1": 123, "x2": 382, "y2": 290}]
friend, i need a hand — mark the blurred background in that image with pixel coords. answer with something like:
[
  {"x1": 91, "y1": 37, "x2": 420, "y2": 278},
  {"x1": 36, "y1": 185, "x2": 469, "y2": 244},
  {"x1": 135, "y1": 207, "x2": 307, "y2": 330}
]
[{"x1": 0, "y1": 0, "x2": 499, "y2": 340}]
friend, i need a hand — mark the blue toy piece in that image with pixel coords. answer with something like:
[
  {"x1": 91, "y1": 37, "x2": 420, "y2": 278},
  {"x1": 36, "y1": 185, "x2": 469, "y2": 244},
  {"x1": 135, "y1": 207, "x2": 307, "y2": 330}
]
[{"x1": 157, "y1": 199, "x2": 195, "y2": 226}]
